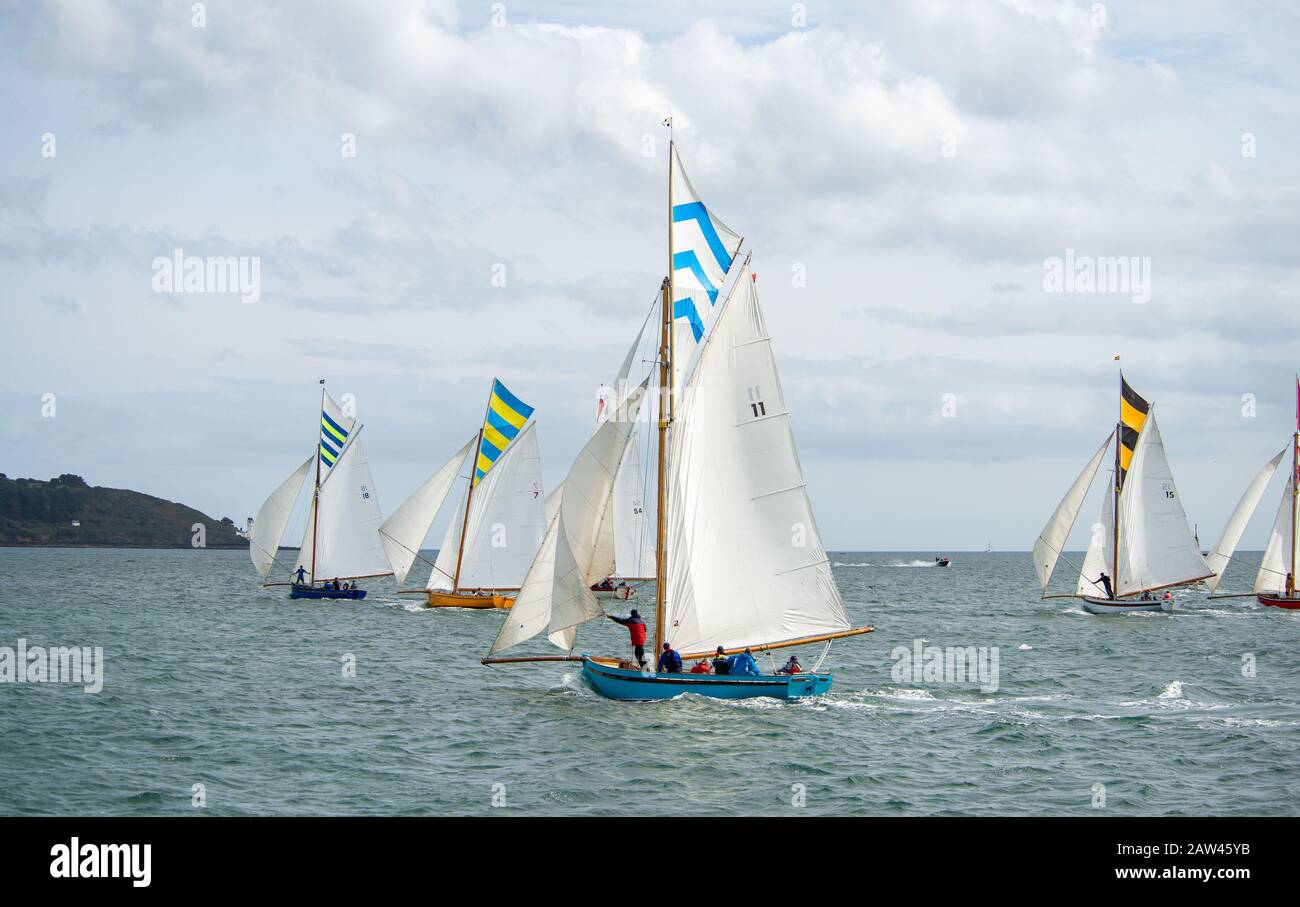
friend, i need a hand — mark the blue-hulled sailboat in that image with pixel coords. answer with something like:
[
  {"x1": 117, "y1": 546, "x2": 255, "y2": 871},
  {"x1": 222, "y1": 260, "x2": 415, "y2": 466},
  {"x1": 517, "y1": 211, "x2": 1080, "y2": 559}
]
[
  {"x1": 249, "y1": 381, "x2": 392, "y2": 599},
  {"x1": 481, "y1": 138, "x2": 873, "y2": 700}
]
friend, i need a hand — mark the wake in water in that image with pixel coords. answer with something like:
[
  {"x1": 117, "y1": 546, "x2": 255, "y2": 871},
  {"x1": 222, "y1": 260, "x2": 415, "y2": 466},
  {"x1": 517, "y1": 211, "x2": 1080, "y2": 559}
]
[{"x1": 833, "y1": 559, "x2": 947, "y2": 568}]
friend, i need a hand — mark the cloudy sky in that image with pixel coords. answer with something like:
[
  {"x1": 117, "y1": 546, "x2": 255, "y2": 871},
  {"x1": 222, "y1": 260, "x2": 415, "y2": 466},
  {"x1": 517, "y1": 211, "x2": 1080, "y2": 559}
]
[{"x1": 3, "y1": 0, "x2": 1298, "y2": 551}]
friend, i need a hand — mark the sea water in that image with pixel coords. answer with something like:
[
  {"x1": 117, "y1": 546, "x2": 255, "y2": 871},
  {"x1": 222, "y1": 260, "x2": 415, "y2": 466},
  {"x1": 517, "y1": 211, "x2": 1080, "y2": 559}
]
[{"x1": 0, "y1": 548, "x2": 1296, "y2": 816}]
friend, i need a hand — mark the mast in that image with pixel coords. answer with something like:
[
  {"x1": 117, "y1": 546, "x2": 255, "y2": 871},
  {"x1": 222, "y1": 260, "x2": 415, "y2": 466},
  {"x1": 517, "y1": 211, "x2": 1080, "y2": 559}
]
[
  {"x1": 1291, "y1": 429, "x2": 1297, "y2": 596},
  {"x1": 452, "y1": 426, "x2": 485, "y2": 594},
  {"x1": 310, "y1": 379, "x2": 324, "y2": 584},
  {"x1": 1112, "y1": 420, "x2": 1121, "y2": 595},
  {"x1": 454, "y1": 382, "x2": 499, "y2": 592},
  {"x1": 1110, "y1": 367, "x2": 1124, "y2": 597},
  {"x1": 654, "y1": 136, "x2": 675, "y2": 657}
]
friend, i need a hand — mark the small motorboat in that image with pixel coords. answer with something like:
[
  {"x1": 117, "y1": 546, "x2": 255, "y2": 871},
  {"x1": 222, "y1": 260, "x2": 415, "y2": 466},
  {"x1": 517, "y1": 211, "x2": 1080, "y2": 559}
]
[
  {"x1": 289, "y1": 583, "x2": 367, "y2": 601},
  {"x1": 590, "y1": 579, "x2": 635, "y2": 601},
  {"x1": 934, "y1": 557, "x2": 950, "y2": 567},
  {"x1": 1080, "y1": 595, "x2": 1171, "y2": 614},
  {"x1": 580, "y1": 656, "x2": 831, "y2": 701}
]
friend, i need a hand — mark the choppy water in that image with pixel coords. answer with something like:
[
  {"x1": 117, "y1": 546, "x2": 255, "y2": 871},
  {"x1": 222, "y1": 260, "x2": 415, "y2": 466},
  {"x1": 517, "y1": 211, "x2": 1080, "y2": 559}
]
[{"x1": 1, "y1": 548, "x2": 1297, "y2": 816}]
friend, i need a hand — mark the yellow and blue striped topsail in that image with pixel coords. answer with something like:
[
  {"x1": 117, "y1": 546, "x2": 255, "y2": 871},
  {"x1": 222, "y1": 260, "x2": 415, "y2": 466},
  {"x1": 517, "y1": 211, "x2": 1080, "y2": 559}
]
[
  {"x1": 475, "y1": 379, "x2": 534, "y2": 486},
  {"x1": 319, "y1": 392, "x2": 355, "y2": 472}
]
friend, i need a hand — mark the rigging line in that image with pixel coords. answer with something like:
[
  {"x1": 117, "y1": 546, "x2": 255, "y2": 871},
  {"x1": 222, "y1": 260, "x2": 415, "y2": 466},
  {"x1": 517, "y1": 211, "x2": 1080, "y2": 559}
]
[{"x1": 811, "y1": 640, "x2": 832, "y2": 673}]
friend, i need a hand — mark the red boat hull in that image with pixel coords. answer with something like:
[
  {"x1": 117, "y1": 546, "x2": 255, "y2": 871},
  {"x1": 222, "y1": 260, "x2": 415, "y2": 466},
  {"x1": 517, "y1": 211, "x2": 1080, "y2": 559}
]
[{"x1": 1257, "y1": 594, "x2": 1300, "y2": 609}]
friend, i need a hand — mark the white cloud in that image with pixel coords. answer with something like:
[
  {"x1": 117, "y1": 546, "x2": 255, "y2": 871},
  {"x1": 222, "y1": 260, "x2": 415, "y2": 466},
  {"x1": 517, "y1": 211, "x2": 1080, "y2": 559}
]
[{"x1": 2, "y1": 0, "x2": 1298, "y2": 549}]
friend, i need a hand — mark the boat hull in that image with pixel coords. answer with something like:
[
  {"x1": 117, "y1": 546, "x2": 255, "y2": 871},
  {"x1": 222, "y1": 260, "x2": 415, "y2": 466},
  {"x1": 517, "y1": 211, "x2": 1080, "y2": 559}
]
[
  {"x1": 1256, "y1": 594, "x2": 1300, "y2": 610},
  {"x1": 581, "y1": 656, "x2": 831, "y2": 701},
  {"x1": 289, "y1": 585, "x2": 367, "y2": 601},
  {"x1": 1080, "y1": 595, "x2": 1170, "y2": 614},
  {"x1": 426, "y1": 590, "x2": 514, "y2": 609},
  {"x1": 591, "y1": 586, "x2": 635, "y2": 601}
]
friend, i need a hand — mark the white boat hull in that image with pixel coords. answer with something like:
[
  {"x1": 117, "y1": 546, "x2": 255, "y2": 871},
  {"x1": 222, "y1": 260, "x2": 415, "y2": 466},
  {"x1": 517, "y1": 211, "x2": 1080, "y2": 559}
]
[{"x1": 1081, "y1": 595, "x2": 1173, "y2": 614}]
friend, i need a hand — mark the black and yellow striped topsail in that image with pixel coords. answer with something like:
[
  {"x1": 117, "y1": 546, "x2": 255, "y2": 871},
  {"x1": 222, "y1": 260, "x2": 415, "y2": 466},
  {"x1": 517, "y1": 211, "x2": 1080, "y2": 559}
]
[{"x1": 1118, "y1": 376, "x2": 1149, "y2": 485}]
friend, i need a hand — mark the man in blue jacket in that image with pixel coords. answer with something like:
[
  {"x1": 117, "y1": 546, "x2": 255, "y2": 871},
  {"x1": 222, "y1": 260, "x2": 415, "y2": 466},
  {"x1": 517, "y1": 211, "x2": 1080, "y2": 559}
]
[
  {"x1": 726, "y1": 647, "x2": 761, "y2": 676},
  {"x1": 656, "y1": 642, "x2": 683, "y2": 673}
]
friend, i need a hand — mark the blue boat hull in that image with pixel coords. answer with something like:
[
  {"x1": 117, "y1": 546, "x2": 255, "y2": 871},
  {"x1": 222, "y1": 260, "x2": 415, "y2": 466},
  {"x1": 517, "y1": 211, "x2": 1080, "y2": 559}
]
[
  {"x1": 288, "y1": 586, "x2": 367, "y2": 601},
  {"x1": 581, "y1": 657, "x2": 831, "y2": 701}
]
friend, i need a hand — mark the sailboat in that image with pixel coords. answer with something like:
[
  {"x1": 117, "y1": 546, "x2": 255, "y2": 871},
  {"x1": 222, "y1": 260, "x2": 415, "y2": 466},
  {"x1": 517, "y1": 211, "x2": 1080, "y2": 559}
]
[
  {"x1": 378, "y1": 379, "x2": 545, "y2": 609},
  {"x1": 590, "y1": 322, "x2": 657, "y2": 603},
  {"x1": 1204, "y1": 379, "x2": 1300, "y2": 609},
  {"x1": 1033, "y1": 374, "x2": 1212, "y2": 614},
  {"x1": 481, "y1": 140, "x2": 873, "y2": 700},
  {"x1": 248, "y1": 383, "x2": 392, "y2": 599}
]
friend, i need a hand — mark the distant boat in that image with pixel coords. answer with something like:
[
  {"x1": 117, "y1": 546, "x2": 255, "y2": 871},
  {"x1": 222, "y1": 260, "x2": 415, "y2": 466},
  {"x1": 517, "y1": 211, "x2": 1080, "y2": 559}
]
[
  {"x1": 249, "y1": 383, "x2": 391, "y2": 600},
  {"x1": 483, "y1": 141, "x2": 873, "y2": 699},
  {"x1": 379, "y1": 379, "x2": 544, "y2": 609},
  {"x1": 934, "y1": 557, "x2": 950, "y2": 567},
  {"x1": 1205, "y1": 378, "x2": 1300, "y2": 609},
  {"x1": 1033, "y1": 373, "x2": 1211, "y2": 614}
]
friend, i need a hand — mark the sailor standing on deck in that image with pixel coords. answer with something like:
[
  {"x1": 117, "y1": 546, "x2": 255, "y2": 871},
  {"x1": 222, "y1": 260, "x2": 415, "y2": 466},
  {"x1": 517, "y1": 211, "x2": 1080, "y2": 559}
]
[
  {"x1": 295, "y1": 565, "x2": 307, "y2": 585},
  {"x1": 1095, "y1": 572, "x2": 1114, "y2": 599},
  {"x1": 607, "y1": 609, "x2": 648, "y2": 669}
]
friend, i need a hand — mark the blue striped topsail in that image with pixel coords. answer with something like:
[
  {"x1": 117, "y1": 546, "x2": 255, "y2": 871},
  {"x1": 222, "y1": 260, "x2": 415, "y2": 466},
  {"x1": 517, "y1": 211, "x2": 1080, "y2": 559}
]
[
  {"x1": 318, "y1": 391, "x2": 356, "y2": 471},
  {"x1": 475, "y1": 379, "x2": 535, "y2": 486},
  {"x1": 671, "y1": 145, "x2": 743, "y2": 345}
]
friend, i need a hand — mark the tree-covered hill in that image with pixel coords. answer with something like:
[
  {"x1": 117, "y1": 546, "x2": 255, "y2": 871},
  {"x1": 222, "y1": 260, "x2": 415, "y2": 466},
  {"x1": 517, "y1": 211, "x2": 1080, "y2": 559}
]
[{"x1": 0, "y1": 473, "x2": 247, "y2": 548}]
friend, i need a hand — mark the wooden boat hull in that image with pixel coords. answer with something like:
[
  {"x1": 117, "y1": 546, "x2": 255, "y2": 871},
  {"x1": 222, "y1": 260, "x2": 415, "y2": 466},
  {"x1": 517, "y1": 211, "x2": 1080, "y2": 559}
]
[
  {"x1": 426, "y1": 590, "x2": 514, "y2": 609},
  {"x1": 1081, "y1": 595, "x2": 1170, "y2": 614},
  {"x1": 1256, "y1": 594, "x2": 1300, "y2": 610},
  {"x1": 289, "y1": 585, "x2": 367, "y2": 601},
  {"x1": 581, "y1": 656, "x2": 831, "y2": 701},
  {"x1": 591, "y1": 586, "x2": 635, "y2": 601}
]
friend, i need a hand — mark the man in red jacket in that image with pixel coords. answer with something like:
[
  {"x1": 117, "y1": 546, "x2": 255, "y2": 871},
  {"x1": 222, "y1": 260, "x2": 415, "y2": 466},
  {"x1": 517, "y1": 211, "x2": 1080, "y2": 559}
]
[{"x1": 608, "y1": 609, "x2": 647, "y2": 668}]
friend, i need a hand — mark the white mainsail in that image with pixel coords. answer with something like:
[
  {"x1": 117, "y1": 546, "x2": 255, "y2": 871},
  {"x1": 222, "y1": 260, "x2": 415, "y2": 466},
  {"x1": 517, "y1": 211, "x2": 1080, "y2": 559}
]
[
  {"x1": 664, "y1": 263, "x2": 851, "y2": 655},
  {"x1": 611, "y1": 434, "x2": 654, "y2": 578},
  {"x1": 378, "y1": 435, "x2": 477, "y2": 587},
  {"x1": 301, "y1": 432, "x2": 391, "y2": 580},
  {"x1": 249, "y1": 455, "x2": 314, "y2": 580},
  {"x1": 1114, "y1": 408, "x2": 1211, "y2": 595},
  {"x1": 1255, "y1": 472, "x2": 1295, "y2": 593},
  {"x1": 490, "y1": 382, "x2": 649, "y2": 655},
  {"x1": 1206, "y1": 447, "x2": 1285, "y2": 594},
  {"x1": 1033, "y1": 435, "x2": 1111, "y2": 593},
  {"x1": 599, "y1": 322, "x2": 657, "y2": 580},
  {"x1": 458, "y1": 421, "x2": 545, "y2": 590}
]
